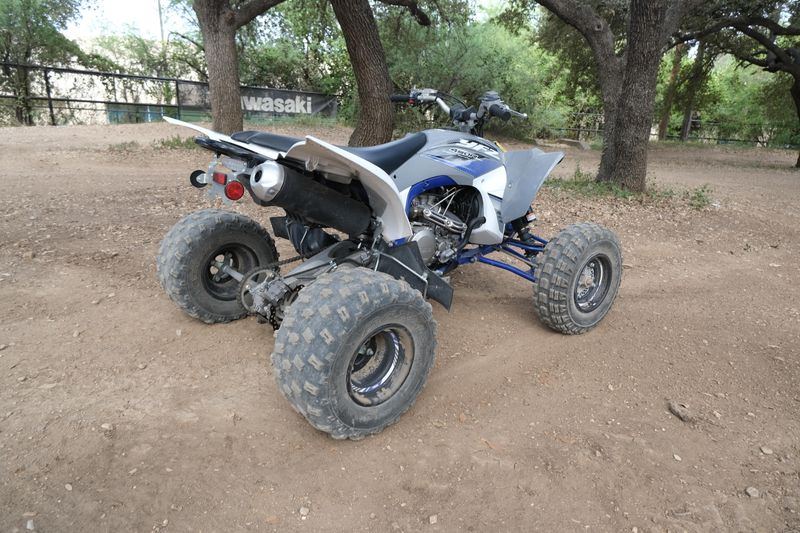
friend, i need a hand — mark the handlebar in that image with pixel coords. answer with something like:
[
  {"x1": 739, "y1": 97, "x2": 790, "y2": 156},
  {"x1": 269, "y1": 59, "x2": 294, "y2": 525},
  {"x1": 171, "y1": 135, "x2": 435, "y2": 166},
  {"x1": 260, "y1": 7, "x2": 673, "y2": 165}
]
[
  {"x1": 489, "y1": 103, "x2": 511, "y2": 121},
  {"x1": 390, "y1": 88, "x2": 527, "y2": 135},
  {"x1": 489, "y1": 103, "x2": 528, "y2": 121}
]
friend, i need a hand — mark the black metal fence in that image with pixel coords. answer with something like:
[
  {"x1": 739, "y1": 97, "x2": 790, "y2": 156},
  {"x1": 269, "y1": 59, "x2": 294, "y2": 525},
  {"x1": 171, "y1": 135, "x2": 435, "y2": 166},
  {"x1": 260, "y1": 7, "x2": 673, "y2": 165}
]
[
  {"x1": 1, "y1": 63, "x2": 795, "y2": 148},
  {"x1": 0, "y1": 63, "x2": 337, "y2": 126},
  {"x1": 540, "y1": 111, "x2": 798, "y2": 148}
]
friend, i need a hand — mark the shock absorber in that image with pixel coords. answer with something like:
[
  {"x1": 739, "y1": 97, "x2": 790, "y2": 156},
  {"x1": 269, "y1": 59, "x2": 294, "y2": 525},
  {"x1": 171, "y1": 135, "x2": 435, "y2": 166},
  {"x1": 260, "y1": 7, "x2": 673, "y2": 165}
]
[{"x1": 511, "y1": 210, "x2": 538, "y2": 245}]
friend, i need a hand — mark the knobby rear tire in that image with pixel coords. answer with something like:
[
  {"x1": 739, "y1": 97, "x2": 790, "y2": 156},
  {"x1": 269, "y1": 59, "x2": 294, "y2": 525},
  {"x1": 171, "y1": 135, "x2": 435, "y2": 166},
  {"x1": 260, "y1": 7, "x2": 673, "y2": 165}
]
[
  {"x1": 157, "y1": 209, "x2": 278, "y2": 324},
  {"x1": 271, "y1": 268, "x2": 437, "y2": 440}
]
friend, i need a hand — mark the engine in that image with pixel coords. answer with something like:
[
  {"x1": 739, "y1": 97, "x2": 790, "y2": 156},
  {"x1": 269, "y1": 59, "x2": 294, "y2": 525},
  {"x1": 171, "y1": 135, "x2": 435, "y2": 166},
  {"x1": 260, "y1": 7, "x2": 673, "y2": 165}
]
[{"x1": 409, "y1": 187, "x2": 480, "y2": 266}]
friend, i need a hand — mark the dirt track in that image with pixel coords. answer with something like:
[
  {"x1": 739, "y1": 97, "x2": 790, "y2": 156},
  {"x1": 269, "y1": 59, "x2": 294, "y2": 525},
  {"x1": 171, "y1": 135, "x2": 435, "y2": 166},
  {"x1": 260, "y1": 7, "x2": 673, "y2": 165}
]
[{"x1": 1, "y1": 123, "x2": 799, "y2": 532}]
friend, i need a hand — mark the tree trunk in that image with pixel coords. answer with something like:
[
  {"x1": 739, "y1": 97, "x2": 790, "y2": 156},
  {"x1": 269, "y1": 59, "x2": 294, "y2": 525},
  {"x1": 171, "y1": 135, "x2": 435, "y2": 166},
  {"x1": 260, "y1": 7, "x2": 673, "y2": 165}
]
[
  {"x1": 12, "y1": 66, "x2": 34, "y2": 125},
  {"x1": 193, "y1": 1, "x2": 243, "y2": 134},
  {"x1": 331, "y1": 0, "x2": 394, "y2": 146},
  {"x1": 604, "y1": 0, "x2": 670, "y2": 192},
  {"x1": 791, "y1": 77, "x2": 800, "y2": 168},
  {"x1": 658, "y1": 43, "x2": 684, "y2": 140},
  {"x1": 596, "y1": 72, "x2": 622, "y2": 183},
  {"x1": 680, "y1": 41, "x2": 706, "y2": 142}
]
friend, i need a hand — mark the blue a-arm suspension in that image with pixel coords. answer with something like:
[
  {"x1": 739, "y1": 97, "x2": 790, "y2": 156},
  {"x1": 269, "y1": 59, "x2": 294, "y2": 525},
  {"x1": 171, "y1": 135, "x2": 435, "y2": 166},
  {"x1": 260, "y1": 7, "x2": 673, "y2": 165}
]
[{"x1": 445, "y1": 236, "x2": 548, "y2": 283}]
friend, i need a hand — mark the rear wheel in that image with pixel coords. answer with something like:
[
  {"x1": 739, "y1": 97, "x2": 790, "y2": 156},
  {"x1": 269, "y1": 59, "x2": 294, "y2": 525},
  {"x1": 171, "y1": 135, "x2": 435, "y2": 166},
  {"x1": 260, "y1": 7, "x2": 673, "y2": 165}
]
[
  {"x1": 533, "y1": 223, "x2": 622, "y2": 334},
  {"x1": 157, "y1": 209, "x2": 278, "y2": 323},
  {"x1": 271, "y1": 268, "x2": 437, "y2": 439}
]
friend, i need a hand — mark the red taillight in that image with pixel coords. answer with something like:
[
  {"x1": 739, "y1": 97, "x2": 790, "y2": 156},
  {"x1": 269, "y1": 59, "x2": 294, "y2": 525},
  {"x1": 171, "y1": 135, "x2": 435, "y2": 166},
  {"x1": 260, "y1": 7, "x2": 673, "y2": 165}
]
[
  {"x1": 212, "y1": 171, "x2": 227, "y2": 185},
  {"x1": 224, "y1": 180, "x2": 245, "y2": 201}
]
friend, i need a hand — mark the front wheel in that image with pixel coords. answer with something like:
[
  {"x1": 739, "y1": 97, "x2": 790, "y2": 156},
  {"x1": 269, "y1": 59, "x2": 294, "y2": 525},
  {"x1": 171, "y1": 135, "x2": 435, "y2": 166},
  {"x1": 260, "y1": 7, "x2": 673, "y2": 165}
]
[
  {"x1": 271, "y1": 268, "x2": 437, "y2": 439},
  {"x1": 533, "y1": 222, "x2": 622, "y2": 334}
]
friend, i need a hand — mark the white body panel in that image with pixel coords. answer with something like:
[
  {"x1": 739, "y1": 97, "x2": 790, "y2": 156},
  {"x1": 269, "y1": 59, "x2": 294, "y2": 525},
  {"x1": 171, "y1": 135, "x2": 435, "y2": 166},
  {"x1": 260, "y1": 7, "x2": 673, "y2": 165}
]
[
  {"x1": 469, "y1": 166, "x2": 506, "y2": 244},
  {"x1": 474, "y1": 165, "x2": 508, "y2": 199}
]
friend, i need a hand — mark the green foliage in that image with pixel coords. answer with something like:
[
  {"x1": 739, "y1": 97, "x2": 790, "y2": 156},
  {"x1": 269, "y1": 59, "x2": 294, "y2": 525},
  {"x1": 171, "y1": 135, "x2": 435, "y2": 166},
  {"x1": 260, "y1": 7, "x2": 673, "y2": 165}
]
[
  {"x1": 544, "y1": 164, "x2": 636, "y2": 199},
  {"x1": 108, "y1": 140, "x2": 140, "y2": 152},
  {"x1": 237, "y1": 0, "x2": 351, "y2": 95},
  {"x1": 712, "y1": 65, "x2": 798, "y2": 146},
  {"x1": 0, "y1": 0, "x2": 86, "y2": 124},
  {"x1": 3, "y1": 0, "x2": 799, "y2": 153},
  {"x1": 89, "y1": 35, "x2": 201, "y2": 79},
  {"x1": 153, "y1": 135, "x2": 198, "y2": 150},
  {"x1": 666, "y1": 56, "x2": 800, "y2": 147},
  {"x1": 686, "y1": 185, "x2": 712, "y2": 209},
  {"x1": 0, "y1": 0, "x2": 83, "y2": 63},
  {"x1": 85, "y1": 35, "x2": 205, "y2": 105},
  {"x1": 382, "y1": 15, "x2": 576, "y2": 140}
]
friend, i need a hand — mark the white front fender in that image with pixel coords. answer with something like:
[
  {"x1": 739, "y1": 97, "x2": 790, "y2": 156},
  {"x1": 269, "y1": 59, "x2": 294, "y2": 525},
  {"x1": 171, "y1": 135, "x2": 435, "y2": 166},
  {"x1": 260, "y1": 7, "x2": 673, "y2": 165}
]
[{"x1": 285, "y1": 137, "x2": 413, "y2": 242}]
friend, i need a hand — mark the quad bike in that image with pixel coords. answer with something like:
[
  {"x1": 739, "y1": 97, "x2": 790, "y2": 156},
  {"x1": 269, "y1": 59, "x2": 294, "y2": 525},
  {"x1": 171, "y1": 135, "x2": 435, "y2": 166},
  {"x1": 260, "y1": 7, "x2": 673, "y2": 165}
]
[{"x1": 157, "y1": 88, "x2": 622, "y2": 439}]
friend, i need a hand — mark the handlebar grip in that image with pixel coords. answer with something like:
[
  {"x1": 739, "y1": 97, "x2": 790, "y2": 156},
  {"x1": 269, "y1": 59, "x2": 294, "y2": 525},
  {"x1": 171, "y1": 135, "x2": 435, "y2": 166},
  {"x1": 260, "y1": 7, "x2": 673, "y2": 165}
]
[
  {"x1": 390, "y1": 94, "x2": 411, "y2": 103},
  {"x1": 489, "y1": 103, "x2": 512, "y2": 121}
]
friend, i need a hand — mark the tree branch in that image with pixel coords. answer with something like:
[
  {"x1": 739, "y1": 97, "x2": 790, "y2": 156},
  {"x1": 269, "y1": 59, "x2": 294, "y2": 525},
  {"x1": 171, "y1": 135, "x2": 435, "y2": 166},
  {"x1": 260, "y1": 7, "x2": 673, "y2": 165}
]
[
  {"x1": 673, "y1": 19, "x2": 733, "y2": 45},
  {"x1": 234, "y1": 0, "x2": 288, "y2": 29},
  {"x1": 733, "y1": 23, "x2": 793, "y2": 66},
  {"x1": 674, "y1": 15, "x2": 800, "y2": 46},
  {"x1": 534, "y1": 0, "x2": 616, "y2": 59},
  {"x1": 376, "y1": 0, "x2": 431, "y2": 26},
  {"x1": 172, "y1": 32, "x2": 204, "y2": 51},
  {"x1": 663, "y1": 0, "x2": 705, "y2": 43},
  {"x1": 747, "y1": 16, "x2": 800, "y2": 36},
  {"x1": 729, "y1": 49, "x2": 770, "y2": 69}
]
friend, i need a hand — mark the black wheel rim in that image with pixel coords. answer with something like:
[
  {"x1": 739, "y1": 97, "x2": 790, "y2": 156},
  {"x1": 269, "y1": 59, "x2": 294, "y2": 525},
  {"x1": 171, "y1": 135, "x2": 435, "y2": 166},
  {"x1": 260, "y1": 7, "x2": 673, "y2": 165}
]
[
  {"x1": 573, "y1": 254, "x2": 612, "y2": 312},
  {"x1": 347, "y1": 325, "x2": 414, "y2": 407},
  {"x1": 202, "y1": 245, "x2": 259, "y2": 301}
]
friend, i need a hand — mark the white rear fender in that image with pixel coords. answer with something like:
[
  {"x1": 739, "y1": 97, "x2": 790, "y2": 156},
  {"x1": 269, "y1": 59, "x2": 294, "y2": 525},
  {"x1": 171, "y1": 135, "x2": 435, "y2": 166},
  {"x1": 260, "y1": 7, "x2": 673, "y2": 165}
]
[
  {"x1": 162, "y1": 117, "x2": 283, "y2": 160},
  {"x1": 285, "y1": 137, "x2": 413, "y2": 242}
]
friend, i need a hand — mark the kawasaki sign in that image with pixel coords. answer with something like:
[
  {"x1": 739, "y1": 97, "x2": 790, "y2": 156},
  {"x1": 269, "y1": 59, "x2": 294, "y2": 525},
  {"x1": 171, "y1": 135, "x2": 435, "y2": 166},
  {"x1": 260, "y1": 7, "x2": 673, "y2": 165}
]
[{"x1": 177, "y1": 81, "x2": 337, "y2": 118}]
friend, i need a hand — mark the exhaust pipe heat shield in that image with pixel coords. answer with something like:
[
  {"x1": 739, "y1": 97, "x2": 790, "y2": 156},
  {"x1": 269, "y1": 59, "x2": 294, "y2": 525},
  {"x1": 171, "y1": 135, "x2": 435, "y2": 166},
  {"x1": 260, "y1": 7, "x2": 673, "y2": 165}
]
[{"x1": 250, "y1": 161, "x2": 371, "y2": 237}]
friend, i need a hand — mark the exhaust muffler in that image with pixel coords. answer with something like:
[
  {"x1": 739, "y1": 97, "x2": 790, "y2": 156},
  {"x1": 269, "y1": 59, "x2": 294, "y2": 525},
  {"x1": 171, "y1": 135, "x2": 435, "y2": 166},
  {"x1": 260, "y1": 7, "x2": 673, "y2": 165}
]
[{"x1": 250, "y1": 161, "x2": 371, "y2": 237}]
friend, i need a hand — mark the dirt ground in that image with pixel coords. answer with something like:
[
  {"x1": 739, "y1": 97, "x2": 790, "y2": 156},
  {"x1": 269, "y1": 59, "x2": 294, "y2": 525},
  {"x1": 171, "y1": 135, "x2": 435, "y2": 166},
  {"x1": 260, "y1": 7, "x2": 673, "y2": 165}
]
[{"x1": 1, "y1": 122, "x2": 798, "y2": 533}]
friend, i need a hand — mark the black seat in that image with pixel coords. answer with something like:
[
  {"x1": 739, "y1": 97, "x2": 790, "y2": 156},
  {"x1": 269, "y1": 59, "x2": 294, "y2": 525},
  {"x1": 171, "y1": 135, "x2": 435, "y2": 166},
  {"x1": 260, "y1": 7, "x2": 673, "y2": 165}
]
[
  {"x1": 231, "y1": 130, "x2": 427, "y2": 175},
  {"x1": 231, "y1": 130, "x2": 302, "y2": 152},
  {"x1": 341, "y1": 133, "x2": 427, "y2": 174}
]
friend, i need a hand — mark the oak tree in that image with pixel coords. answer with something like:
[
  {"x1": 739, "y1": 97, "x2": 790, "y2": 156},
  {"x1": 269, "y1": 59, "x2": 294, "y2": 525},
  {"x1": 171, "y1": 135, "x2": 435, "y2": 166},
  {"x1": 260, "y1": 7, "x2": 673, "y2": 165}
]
[{"x1": 534, "y1": 0, "x2": 703, "y2": 191}]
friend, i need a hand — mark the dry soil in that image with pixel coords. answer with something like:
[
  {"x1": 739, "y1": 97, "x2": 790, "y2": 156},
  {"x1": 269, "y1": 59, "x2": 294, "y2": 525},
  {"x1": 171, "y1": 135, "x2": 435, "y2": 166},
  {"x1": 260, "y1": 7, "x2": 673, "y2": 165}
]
[{"x1": 1, "y1": 123, "x2": 799, "y2": 532}]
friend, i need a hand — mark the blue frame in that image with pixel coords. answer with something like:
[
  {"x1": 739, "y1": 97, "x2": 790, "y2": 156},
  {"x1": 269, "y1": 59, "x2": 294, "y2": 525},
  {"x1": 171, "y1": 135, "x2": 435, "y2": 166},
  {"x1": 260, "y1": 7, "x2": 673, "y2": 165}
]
[{"x1": 437, "y1": 236, "x2": 548, "y2": 283}]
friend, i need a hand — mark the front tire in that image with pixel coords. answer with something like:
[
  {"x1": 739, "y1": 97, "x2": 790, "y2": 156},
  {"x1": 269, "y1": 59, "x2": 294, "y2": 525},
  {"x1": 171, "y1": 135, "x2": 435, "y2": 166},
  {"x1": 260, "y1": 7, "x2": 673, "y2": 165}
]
[
  {"x1": 271, "y1": 268, "x2": 437, "y2": 440},
  {"x1": 533, "y1": 222, "x2": 622, "y2": 334},
  {"x1": 157, "y1": 209, "x2": 279, "y2": 323}
]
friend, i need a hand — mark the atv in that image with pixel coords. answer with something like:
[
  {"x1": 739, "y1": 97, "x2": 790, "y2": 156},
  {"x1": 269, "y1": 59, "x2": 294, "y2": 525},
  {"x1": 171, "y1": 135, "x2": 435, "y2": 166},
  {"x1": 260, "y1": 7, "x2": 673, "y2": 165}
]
[{"x1": 157, "y1": 88, "x2": 622, "y2": 439}]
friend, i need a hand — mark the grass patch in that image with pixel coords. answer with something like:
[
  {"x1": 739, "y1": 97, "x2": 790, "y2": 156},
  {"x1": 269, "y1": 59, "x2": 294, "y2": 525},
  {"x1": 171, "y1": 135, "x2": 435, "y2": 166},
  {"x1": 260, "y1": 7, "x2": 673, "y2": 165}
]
[
  {"x1": 588, "y1": 139, "x2": 604, "y2": 151},
  {"x1": 108, "y1": 141, "x2": 140, "y2": 152},
  {"x1": 153, "y1": 135, "x2": 199, "y2": 150},
  {"x1": 686, "y1": 184, "x2": 713, "y2": 209},
  {"x1": 544, "y1": 164, "x2": 636, "y2": 200},
  {"x1": 545, "y1": 164, "x2": 710, "y2": 208}
]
